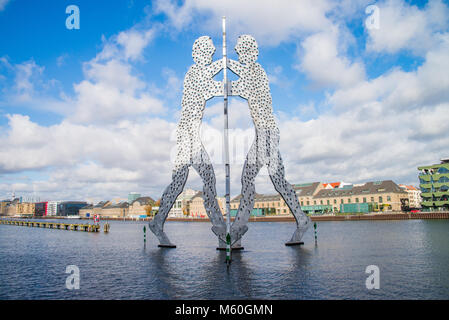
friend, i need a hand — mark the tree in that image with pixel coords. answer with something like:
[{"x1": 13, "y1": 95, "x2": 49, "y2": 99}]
[{"x1": 145, "y1": 204, "x2": 153, "y2": 217}]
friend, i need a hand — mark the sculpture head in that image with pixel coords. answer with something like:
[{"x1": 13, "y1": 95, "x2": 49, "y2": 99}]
[
  {"x1": 235, "y1": 35, "x2": 258, "y2": 65},
  {"x1": 192, "y1": 36, "x2": 215, "y2": 66}
]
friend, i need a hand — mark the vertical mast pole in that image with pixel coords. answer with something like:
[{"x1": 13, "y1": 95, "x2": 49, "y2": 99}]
[{"x1": 222, "y1": 16, "x2": 231, "y2": 266}]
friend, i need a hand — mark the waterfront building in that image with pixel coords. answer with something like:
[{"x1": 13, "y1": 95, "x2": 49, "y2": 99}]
[
  {"x1": 418, "y1": 158, "x2": 449, "y2": 211},
  {"x1": 399, "y1": 185, "x2": 422, "y2": 209},
  {"x1": 100, "y1": 202, "x2": 129, "y2": 218},
  {"x1": 3, "y1": 198, "x2": 20, "y2": 216},
  {"x1": 230, "y1": 193, "x2": 280, "y2": 216},
  {"x1": 0, "y1": 200, "x2": 10, "y2": 215},
  {"x1": 293, "y1": 182, "x2": 327, "y2": 214},
  {"x1": 47, "y1": 201, "x2": 63, "y2": 216},
  {"x1": 16, "y1": 202, "x2": 35, "y2": 215},
  {"x1": 34, "y1": 202, "x2": 48, "y2": 216},
  {"x1": 168, "y1": 188, "x2": 197, "y2": 217},
  {"x1": 230, "y1": 182, "x2": 325, "y2": 216},
  {"x1": 79, "y1": 204, "x2": 93, "y2": 218},
  {"x1": 57, "y1": 201, "x2": 88, "y2": 216},
  {"x1": 188, "y1": 192, "x2": 225, "y2": 218},
  {"x1": 128, "y1": 196, "x2": 155, "y2": 217},
  {"x1": 313, "y1": 180, "x2": 408, "y2": 213},
  {"x1": 79, "y1": 201, "x2": 111, "y2": 218},
  {"x1": 229, "y1": 180, "x2": 408, "y2": 215},
  {"x1": 128, "y1": 192, "x2": 141, "y2": 204}
]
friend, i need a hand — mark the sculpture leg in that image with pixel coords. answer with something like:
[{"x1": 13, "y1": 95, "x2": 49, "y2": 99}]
[
  {"x1": 267, "y1": 143, "x2": 311, "y2": 245},
  {"x1": 230, "y1": 138, "x2": 263, "y2": 246},
  {"x1": 191, "y1": 143, "x2": 227, "y2": 245},
  {"x1": 149, "y1": 164, "x2": 189, "y2": 248}
]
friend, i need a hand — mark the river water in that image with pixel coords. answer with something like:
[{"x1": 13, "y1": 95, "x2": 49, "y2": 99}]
[{"x1": 0, "y1": 219, "x2": 448, "y2": 299}]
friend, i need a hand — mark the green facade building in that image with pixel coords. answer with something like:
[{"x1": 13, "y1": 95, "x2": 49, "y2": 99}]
[{"x1": 418, "y1": 158, "x2": 449, "y2": 211}]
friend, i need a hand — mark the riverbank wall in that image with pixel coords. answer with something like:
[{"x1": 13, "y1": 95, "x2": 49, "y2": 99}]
[
  {"x1": 3, "y1": 212, "x2": 448, "y2": 222},
  {"x1": 89, "y1": 211, "x2": 449, "y2": 222}
]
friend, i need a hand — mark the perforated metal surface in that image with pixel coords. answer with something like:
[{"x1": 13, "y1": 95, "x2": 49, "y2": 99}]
[
  {"x1": 228, "y1": 35, "x2": 310, "y2": 245},
  {"x1": 149, "y1": 34, "x2": 310, "y2": 247},
  {"x1": 149, "y1": 36, "x2": 226, "y2": 246}
]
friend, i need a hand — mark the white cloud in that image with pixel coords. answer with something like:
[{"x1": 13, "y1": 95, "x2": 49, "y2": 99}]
[
  {"x1": 70, "y1": 59, "x2": 165, "y2": 124},
  {"x1": 12, "y1": 60, "x2": 44, "y2": 102},
  {"x1": 154, "y1": 0, "x2": 334, "y2": 45},
  {"x1": 0, "y1": 113, "x2": 177, "y2": 200},
  {"x1": 297, "y1": 26, "x2": 366, "y2": 88},
  {"x1": 116, "y1": 29, "x2": 156, "y2": 61},
  {"x1": 330, "y1": 34, "x2": 449, "y2": 112},
  {"x1": 366, "y1": 0, "x2": 449, "y2": 55},
  {"x1": 65, "y1": 25, "x2": 166, "y2": 124}
]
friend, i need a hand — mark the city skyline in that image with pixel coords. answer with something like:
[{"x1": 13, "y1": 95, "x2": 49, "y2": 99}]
[{"x1": 1, "y1": 0, "x2": 449, "y2": 201}]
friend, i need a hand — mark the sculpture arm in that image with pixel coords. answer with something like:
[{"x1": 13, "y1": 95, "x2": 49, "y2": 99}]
[
  {"x1": 227, "y1": 59, "x2": 243, "y2": 76},
  {"x1": 205, "y1": 80, "x2": 224, "y2": 100},
  {"x1": 230, "y1": 78, "x2": 249, "y2": 99},
  {"x1": 207, "y1": 59, "x2": 223, "y2": 77}
]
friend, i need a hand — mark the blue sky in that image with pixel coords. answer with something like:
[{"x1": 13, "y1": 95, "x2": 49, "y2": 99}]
[{"x1": 0, "y1": 0, "x2": 448, "y2": 201}]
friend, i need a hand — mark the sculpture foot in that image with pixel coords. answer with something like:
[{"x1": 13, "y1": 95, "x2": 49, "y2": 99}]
[
  {"x1": 230, "y1": 224, "x2": 248, "y2": 247},
  {"x1": 217, "y1": 238, "x2": 244, "y2": 251},
  {"x1": 285, "y1": 217, "x2": 310, "y2": 245},
  {"x1": 158, "y1": 244, "x2": 177, "y2": 248},
  {"x1": 149, "y1": 220, "x2": 176, "y2": 248},
  {"x1": 285, "y1": 241, "x2": 304, "y2": 246},
  {"x1": 211, "y1": 224, "x2": 227, "y2": 242}
]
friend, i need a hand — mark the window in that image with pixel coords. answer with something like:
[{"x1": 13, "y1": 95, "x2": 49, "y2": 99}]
[
  {"x1": 334, "y1": 199, "x2": 337, "y2": 204},
  {"x1": 379, "y1": 196, "x2": 383, "y2": 203},
  {"x1": 314, "y1": 201, "x2": 317, "y2": 205},
  {"x1": 327, "y1": 200, "x2": 330, "y2": 205},
  {"x1": 363, "y1": 197, "x2": 367, "y2": 203},
  {"x1": 341, "y1": 199, "x2": 344, "y2": 204},
  {"x1": 356, "y1": 198, "x2": 359, "y2": 203},
  {"x1": 301, "y1": 201, "x2": 304, "y2": 206},
  {"x1": 387, "y1": 196, "x2": 391, "y2": 202},
  {"x1": 307, "y1": 201, "x2": 310, "y2": 206},
  {"x1": 439, "y1": 177, "x2": 449, "y2": 183},
  {"x1": 371, "y1": 197, "x2": 374, "y2": 202},
  {"x1": 283, "y1": 209, "x2": 286, "y2": 213},
  {"x1": 348, "y1": 198, "x2": 351, "y2": 203},
  {"x1": 320, "y1": 200, "x2": 323, "y2": 205}
]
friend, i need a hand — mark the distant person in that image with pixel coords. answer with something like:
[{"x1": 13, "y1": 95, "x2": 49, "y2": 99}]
[
  {"x1": 149, "y1": 36, "x2": 227, "y2": 247},
  {"x1": 227, "y1": 35, "x2": 310, "y2": 245}
]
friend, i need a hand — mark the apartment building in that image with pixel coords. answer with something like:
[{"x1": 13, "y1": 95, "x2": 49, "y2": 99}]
[
  {"x1": 399, "y1": 185, "x2": 422, "y2": 209},
  {"x1": 168, "y1": 188, "x2": 197, "y2": 217},
  {"x1": 313, "y1": 180, "x2": 408, "y2": 212},
  {"x1": 128, "y1": 196, "x2": 155, "y2": 217},
  {"x1": 184, "y1": 191, "x2": 225, "y2": 218},
  {"x1": 418, "y1": 158, "x2": 449, "y2": 211}
]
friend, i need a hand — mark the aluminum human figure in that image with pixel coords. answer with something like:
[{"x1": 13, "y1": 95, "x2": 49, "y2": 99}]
[
  {"x1": 227, "y1": 35, "x2": 311, "y2": 245},
  {"x1": 149, "y1": 36, "x2": 227, "y2": 247}
]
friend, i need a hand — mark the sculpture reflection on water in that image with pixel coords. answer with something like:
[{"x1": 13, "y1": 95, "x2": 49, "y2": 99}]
[{"x1": 149, "y1": 32, "x2": 310, "y2": 249}]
